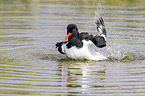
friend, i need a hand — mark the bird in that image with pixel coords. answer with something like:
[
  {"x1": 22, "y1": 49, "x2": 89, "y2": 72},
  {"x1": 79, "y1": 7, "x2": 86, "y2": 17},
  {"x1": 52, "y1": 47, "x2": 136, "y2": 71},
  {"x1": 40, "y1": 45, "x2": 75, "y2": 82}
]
[{"x1": 56, "y1": 17, "x2": 107, "y2": 60}]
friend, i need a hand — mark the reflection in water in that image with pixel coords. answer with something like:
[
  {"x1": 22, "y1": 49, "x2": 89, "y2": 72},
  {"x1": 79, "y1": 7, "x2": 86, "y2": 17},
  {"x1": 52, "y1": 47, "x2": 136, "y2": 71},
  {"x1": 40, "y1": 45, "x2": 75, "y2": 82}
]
[
  {"x1": 58, "y1": 59, "x2": 145, "y2": 95},
  {"x1": 59, "y1": 61, "x2": 106, "y2": 95}
]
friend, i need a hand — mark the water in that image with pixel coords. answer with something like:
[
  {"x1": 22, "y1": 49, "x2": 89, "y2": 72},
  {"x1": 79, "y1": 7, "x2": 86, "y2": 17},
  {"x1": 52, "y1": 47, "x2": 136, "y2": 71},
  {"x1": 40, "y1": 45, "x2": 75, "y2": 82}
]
[{"x1": 0, "y1": 0, "x2": 145, "y2": 95}]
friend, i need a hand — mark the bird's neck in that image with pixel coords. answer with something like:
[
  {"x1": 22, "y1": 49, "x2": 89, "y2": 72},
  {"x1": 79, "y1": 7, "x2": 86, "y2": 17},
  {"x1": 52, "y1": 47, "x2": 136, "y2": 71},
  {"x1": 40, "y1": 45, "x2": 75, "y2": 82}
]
[{"x1": 68, "y1": 35, "x2": 83, "y2": 48}]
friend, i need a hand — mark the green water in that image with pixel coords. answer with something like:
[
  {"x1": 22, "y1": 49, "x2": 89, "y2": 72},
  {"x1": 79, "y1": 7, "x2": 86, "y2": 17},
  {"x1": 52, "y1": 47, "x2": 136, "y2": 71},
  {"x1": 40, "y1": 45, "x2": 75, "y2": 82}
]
[{"x1": 0, "y1": 0, "x2": 145, "y2": 95}]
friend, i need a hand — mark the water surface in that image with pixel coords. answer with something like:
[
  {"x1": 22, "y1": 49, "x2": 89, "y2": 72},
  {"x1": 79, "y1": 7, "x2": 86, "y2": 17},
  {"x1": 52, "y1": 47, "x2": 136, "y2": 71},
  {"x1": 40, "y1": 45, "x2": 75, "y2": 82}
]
[{"x1": 0, "y1": 0, "x2": 145, "y2": 95}]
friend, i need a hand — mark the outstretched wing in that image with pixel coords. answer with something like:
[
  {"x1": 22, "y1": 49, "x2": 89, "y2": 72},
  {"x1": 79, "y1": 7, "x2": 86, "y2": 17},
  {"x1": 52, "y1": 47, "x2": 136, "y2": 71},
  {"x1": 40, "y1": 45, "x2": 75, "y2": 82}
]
[
  {"x1": 56, "y1": 42, "x2": 66, "y2": 54},
  {"x1": 95, "y1": 17, "x2": 107, "y2": 37}
]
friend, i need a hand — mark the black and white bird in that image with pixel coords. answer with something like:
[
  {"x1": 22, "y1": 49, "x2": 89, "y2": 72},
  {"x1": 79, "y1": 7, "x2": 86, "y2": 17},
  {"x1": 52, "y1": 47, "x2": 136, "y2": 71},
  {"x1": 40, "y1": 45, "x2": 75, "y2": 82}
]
[{"x1": 56, "y1": 17, "x2": 107, "y2": 60}]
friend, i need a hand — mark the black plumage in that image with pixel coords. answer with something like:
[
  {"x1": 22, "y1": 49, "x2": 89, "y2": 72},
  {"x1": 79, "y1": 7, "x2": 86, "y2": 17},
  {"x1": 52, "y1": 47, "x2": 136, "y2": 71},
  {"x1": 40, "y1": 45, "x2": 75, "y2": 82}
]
[{"x1": 56, "y1": 17, "x2": 107, "y2": 54}]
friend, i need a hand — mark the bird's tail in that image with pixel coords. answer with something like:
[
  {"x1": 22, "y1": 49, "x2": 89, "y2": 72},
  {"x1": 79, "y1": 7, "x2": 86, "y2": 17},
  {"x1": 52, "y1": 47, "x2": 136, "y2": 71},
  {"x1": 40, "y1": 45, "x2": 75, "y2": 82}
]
[{"x1": 95, "y1": 17, "x2": 107, "y2": 37}]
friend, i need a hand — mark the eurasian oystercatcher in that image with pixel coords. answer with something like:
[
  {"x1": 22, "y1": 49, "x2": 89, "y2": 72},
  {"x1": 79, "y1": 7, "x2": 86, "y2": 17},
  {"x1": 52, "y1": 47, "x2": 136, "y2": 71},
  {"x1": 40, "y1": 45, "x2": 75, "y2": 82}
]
[{"x1": 56, "y1": 17, "x2": 107, "y2": 60}]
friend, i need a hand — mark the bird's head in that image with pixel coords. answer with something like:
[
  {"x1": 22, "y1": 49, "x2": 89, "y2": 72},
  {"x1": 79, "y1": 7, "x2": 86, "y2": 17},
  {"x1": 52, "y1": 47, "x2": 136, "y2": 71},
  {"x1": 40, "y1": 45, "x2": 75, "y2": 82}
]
[{"x1": 63, "y1": 24, "x2": 78, "y2": 42}]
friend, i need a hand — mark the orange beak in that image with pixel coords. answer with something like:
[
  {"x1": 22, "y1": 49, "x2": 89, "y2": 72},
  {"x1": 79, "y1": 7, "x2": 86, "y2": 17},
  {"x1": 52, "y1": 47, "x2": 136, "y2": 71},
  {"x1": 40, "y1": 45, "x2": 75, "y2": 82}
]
[{"x1": 63, "y1": 32, "x2": 72, "y2": 42}]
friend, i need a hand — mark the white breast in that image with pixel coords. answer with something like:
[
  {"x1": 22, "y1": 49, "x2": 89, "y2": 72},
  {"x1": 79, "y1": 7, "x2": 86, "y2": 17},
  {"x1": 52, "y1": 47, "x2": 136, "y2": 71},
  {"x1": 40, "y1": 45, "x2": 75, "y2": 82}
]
[{"x1": 62, "y1": 40, "x2": 107, "y2": 60}]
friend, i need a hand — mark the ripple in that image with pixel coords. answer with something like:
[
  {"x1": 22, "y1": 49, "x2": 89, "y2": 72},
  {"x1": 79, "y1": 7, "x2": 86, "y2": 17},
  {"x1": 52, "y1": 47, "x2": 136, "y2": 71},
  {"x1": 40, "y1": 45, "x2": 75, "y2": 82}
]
[{"x1": 0, "y1": 0, "x2": 145, "y2": 96}]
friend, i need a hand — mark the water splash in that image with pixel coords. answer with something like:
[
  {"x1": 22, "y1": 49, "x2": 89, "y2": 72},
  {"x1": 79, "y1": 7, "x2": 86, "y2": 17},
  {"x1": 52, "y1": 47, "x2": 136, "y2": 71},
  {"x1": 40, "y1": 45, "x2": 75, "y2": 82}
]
[
  {"x1": 100, "y1": 43, "x2": 145, "y2": 62},
  {"x1": 93, "y1": 4, "x2": 145, "y2": 62}
]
